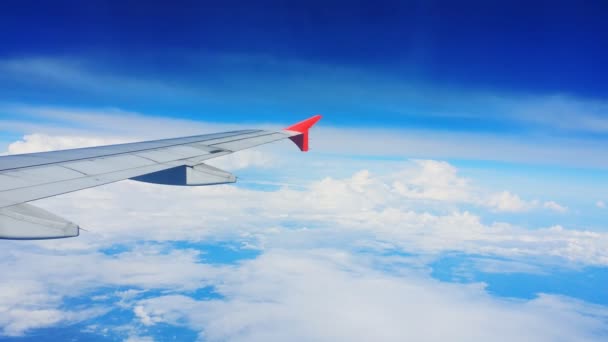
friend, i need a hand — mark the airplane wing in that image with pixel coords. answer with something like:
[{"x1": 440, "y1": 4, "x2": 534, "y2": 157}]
[{"x1": 0, "y1": 115, "x2": 321, "y2": 240}]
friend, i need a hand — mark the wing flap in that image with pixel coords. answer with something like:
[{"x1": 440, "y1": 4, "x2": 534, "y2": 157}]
[
  {"x1": 131, "y1": 163, "x2": 236, "y2": 186},
  {"x1": 0, "y1": 203, "x2": 79, "y2": 240}
]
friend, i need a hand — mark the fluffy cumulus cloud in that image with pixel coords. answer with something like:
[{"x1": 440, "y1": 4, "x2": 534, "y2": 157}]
[
  {"x1": 0, "y1": 129, "x2": 606, "y2": 339},
  {"x1": 392, "y1": 160, "x2": 473, "y2": 202},
  {"x1": 487, "y1": 191, "x2": 534, "y2": 212}
]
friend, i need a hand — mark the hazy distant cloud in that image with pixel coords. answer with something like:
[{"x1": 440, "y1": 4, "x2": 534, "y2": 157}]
[
  {"x1": 511, "y1": 95, "x2": 608, "y2": 134},
  {"x1": 597, "y1": 201, "x2": 606, "y2": 209},
  {"x1": 4, "y1": 103, "x2": 608, "y2": 169},
  {"x1": 2, "y1": 54, "x2": 608, "y2": 137},
  {"x1": 124, "y1": 335, "x2": 155, "y2": 342},
  {"x1": 485, "y1": 193, "x2": 568, "y2": 213},
  {"x1": 1, "y1": 104, "x2": 253, "y2": 138},
  {"x1": 0, "y1": 57, "x2": 200, "y2": 101},
  {"x1": 543, "y1": 201, "x2": 568, "y2": 213}
]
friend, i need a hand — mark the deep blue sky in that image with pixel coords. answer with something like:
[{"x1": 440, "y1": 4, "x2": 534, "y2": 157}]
[
  {"x1": 0, "y1": 1, "x2": 607, "y2": 139},
  {"x1": 2, "y1": 0, "x2": 606, "y2": 97}
]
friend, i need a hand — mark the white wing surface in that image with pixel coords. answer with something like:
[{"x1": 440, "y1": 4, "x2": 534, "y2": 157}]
[{"x1": 0, "y1": 115, "x2": 321, "y2": 239}]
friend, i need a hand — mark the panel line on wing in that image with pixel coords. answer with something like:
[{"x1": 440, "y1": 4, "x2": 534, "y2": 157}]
[
  {"x1": 59, "y1": 165, "x2": 90, "y2": 176},
  {"x1": 208, "y1": 132, "x2": 287, "y2": 150},
  {"x1": 209, "y1": 132, "x2": 289, "y2": 151}
]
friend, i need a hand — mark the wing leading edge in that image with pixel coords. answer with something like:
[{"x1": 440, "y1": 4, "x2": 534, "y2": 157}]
[{"x1": 0, "y1": 115, "x2": 322, "y2": 240}]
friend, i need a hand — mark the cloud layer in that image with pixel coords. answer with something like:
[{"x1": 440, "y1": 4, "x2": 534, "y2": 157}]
[
  {"x1": 133, "y1": 250, "x2": 608, "y2": 342},
  {"x1": 1, "y1": 118, "x2": 607, "y2": 340},
  {"x1": 4, "y1": 101, "x2": 608, "y2": 168}
]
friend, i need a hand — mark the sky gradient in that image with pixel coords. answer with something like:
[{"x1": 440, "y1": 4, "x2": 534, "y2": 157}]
[{"x1": 1, "y1": 1, "x2": 608, "y2": 341}]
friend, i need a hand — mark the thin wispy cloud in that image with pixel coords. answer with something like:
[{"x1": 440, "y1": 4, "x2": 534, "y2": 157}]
[
  {"x1": 4, "y1": 104, "x2": 608, "y2": 169},
  {"x1": 3, "y1": 55, "x2": 608, "y2": 136}
]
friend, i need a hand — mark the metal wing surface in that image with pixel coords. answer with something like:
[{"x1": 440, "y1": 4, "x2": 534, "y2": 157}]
[{"x1": 0, "y1": 115, "x2": 321, "y2": 239}]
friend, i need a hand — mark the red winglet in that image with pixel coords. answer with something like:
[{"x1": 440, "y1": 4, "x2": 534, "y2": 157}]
[{"x1": 284, "y1": 114, "x2": 322, "y2": 152}]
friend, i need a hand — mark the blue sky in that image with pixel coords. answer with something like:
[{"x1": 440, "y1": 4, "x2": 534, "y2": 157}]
[
  {"x1": 1, "y1": 1, "x2": 608, "y2": 341},
  {"x1": 1, "y1": 1, "x2": 607, "y2": 129}
]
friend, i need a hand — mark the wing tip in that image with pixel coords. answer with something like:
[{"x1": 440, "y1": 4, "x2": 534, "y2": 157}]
[
  {"x1": 284, "y1": 114, "x2": 322, "y2": 152},
  {"x1": 285, "y1": 114, "x2": 323, "y2": 132}
]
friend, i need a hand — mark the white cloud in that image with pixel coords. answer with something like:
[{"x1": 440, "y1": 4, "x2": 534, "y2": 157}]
[
  {"x1": 206, "y1": 150, "x2": 275, "y2": 170},
  {"x1": 133, "y1": 305, "x2": 158, "y2": 326},
  {"x1": 132, "y1": 250, "x2": 608, "y2": 342},
  {"x1": 11, "y1": 161, "x2": 601, "y2": 265},
  {"x1": 0, "y1": 279, "x2": 108, "y2": 336},
  {"x1": 124, "y1": 336, "x2": 155, "y2": 342},
  {"x1": 597, "y1": 201, "x2": 605, "y2": 209},
  {"x1": 392, "y1": 160, "x2": 473, "y2": 202},
  {"x1": 487, "y1": 191, "x2": 533, "y2": 212},
  {"x1": 544, "y1": 200, "x2": 568, "y2": 213},
  {"x1": 2, "y1": 234, "x2": 607, "y2": 338},
  {"x1": 485, "y1": 193, "x2": 567, "y2": 213},
  {"x1": 0, "y1": 245, "x2": 225, "y2": 335}
]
